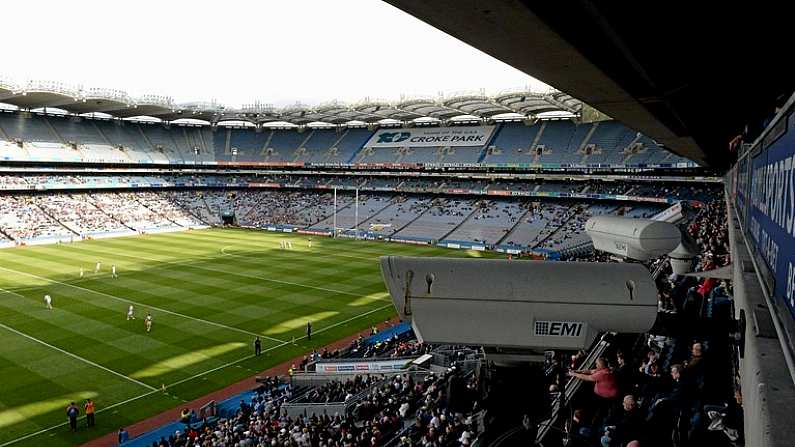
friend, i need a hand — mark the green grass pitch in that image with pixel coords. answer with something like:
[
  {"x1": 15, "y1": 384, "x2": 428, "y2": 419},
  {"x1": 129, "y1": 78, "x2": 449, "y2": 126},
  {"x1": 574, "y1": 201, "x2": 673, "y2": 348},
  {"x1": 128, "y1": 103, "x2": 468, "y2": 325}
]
[{"x1": 0, "y1": 228, "x2": 496, "y2": 447}]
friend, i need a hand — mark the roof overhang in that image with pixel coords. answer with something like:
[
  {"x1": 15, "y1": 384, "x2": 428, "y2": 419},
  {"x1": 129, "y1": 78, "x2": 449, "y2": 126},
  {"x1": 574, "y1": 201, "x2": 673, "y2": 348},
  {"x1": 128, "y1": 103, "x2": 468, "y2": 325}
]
[{"x1": 384, "y1": 0, "x2": 795, "y2": 169}]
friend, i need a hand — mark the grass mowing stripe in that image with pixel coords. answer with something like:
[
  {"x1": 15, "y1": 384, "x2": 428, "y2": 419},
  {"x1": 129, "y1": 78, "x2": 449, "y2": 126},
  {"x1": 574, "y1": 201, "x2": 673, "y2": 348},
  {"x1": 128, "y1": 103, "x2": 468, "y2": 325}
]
[
  {"x1": 0, "y1": 318, "x2": 156, "y2": 392},
  {"x1": 98, "y1": 231, "x2": 378, "y2": 267},
  {"x1": 1, "y1": 229, "x2": 457, "y2": 446},
  {"x1": 66, "y1": 243, "x2": 382, "y2": 297},
  {"x1": 62, "y1": 243, "x2": 390, "y2": 300},
  {"x1": 219, "y1": 245, "x2": 378, "y2": 263},
  {"x1": 0, "y1": 302, "x2": 394, "y2": 447},
  {"x1": 0, "y1": 265, "x2": 288, "y2": 344}
]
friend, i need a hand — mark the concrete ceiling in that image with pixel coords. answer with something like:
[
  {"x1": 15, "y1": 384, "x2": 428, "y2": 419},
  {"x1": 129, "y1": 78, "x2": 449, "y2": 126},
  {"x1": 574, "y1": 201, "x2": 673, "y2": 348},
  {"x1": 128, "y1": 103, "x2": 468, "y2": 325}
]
[{"x1": 384, "y1": 0, "x2": 794, "y2": 170}]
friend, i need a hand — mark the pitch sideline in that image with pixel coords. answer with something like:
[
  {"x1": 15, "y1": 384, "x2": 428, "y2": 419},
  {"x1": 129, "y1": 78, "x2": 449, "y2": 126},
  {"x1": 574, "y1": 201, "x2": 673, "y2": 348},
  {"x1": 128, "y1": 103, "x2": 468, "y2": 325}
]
[{"x1": 0, "y1": 302, "x2": 393, "y2": 447}]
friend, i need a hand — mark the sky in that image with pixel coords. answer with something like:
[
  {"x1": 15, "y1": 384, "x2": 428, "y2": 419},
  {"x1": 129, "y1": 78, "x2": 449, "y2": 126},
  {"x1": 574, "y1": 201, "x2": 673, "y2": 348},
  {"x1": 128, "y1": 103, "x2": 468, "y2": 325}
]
[{"x1": 0, "y1": 0, "x2": 549, "y2": 108}]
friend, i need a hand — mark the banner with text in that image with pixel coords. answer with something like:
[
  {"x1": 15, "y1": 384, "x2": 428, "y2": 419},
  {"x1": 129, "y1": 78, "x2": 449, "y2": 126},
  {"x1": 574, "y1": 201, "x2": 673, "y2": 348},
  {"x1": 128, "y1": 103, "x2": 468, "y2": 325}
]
[
  {"x1": 364, "y1": 126, "x2": 496, "y2": 148},
  {"x1": 746, "y1": 111, "x2": 795, "y2": 321},
  {"x1": 315, "y1": 358, "x2": 413, "y2": 374}
]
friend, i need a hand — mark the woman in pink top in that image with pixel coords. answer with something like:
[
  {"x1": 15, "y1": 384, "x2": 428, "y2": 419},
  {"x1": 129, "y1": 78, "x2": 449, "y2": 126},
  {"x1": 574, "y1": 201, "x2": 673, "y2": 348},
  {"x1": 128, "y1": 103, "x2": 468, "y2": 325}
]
[{"x1": 568, "y1": 357, "x2": 620, "y2": 399}]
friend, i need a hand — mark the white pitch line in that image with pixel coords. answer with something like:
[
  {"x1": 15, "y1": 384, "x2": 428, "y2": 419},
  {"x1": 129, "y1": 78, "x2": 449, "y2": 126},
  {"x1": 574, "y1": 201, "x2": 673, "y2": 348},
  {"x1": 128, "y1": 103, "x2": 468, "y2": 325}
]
[
  {"x1": 0, "y1": 302, "x2": 395, "y2": 447},
  {"x1": 166, "y1": 228, "x2": 383, "y2": 262},
  {"x1": 219, "y1": 245, "x2": 379, "y2": 263},
  {"x1": 60, "y1": 242, "x2": 389, "y2": 300},
  {"x1": 0, "y1": 319, "x2": 157, "y2": 392},
  {"x1": 0, "y1": 265, "x2": 288, "y2": 345}
]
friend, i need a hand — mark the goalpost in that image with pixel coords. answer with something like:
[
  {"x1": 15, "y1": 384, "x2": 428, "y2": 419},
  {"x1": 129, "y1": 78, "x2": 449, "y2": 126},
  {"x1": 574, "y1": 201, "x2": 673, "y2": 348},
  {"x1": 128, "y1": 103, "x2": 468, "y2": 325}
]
[{"x1": 332, "y1": 187, "x2": 361, "y2": 239}]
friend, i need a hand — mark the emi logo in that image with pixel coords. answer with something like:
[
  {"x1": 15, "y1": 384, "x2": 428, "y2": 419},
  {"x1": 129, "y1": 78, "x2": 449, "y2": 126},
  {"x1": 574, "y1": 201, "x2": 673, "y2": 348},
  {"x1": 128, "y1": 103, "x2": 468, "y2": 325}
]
[{"x1": 535, "y1": 320, "x2": 584, "y2": 337}]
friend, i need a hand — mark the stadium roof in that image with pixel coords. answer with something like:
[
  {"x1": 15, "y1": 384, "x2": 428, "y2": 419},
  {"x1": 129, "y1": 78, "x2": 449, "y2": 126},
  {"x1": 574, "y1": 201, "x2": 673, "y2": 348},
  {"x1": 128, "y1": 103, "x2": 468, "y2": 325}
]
[
  {"x1": 384, "y1": 0, "x2": 795, "y2": 169},
  {"x1": 0, "y1": 77, "x2": 582, "y2": 126}
]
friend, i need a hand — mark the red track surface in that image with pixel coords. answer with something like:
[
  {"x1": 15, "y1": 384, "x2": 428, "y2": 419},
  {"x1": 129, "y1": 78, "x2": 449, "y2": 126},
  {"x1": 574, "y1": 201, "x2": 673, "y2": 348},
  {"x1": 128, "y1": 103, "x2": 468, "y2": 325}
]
[{"x1": 80, "y1": 319, "x2": 396, "y2": 447}]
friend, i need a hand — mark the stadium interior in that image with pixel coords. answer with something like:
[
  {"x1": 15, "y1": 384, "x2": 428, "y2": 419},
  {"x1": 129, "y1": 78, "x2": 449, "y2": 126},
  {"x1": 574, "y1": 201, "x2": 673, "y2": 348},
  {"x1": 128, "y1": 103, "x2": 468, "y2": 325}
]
[{"x1": 1, "y1": 2, "x2": 794, "y2": 447}]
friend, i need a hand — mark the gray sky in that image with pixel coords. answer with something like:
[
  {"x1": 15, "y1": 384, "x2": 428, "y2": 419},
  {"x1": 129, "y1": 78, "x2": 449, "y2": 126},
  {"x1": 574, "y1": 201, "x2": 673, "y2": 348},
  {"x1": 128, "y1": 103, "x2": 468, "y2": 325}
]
[{"x1": 1, "y1": 0, "x2": 548, "y2": 107}]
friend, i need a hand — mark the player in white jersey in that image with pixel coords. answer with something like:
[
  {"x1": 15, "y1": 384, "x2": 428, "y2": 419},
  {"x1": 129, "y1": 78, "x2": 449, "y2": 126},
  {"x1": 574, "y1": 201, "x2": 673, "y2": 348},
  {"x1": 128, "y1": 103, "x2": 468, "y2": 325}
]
[
  {"x1": 127, "y1": 305, "x2": 135, "y2": 320},
  {"x1": 95, "y1": 261, "x2": 101, "y2": 273},
  {"x1": 145, "y1": 313, "x2": 153, "y2": 332},
  {"x1": 287, "y1": 241, "x2": 293, "y2": 249},
  {"x1": 79, "y1": 267, "x2": 84, "y2": 278},
  {"x1": 112, "y1": 265, "x2": 118, "y2": 278},
  {"x1": 308, "y1": 238, "x2": 312, "y2": 249},
  {"x1": 44, "y1": 294, "x2": 52, "y2": 310}
]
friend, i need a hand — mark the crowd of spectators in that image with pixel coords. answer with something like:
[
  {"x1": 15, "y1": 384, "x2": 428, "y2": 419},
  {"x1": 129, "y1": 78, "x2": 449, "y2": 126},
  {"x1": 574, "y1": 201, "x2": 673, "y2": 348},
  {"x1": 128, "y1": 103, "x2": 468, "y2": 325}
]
[
  {"x1": 0, "y1": 191, "x2": 212, "y2": 242},
  {"x1": 0, "y1": 195, "x2": 74, "y2": 240},
  {"x1": 148, "y1": 370, "x2": 480, "y2": 447},
  {"x1": 0, "y1": 175, "x2": 721, "y2": 255},
  {"x1": 32, "y1": 194, "x2": 129, "y2": 235},
  {"x1": 345, "y1": 335, "x2": 429, "y2": 360},
  {"x1": 294, "y1": 375, "x2": 380, "y2": 404},
  {"x1": 555, "y1": 197, "x2": 739, "y2": 446}
]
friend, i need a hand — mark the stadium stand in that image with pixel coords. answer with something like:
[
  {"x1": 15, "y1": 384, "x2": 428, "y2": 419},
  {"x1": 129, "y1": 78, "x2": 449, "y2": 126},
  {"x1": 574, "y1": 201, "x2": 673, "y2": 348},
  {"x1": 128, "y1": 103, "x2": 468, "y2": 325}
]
[
  {"x1": 0, "y1": 171, "x2": 719, "y2": 252},
  {"x1": 115, "y1": 203, "x2": 737, "y2": 447},
  {"x1": 0, "y1": 82, "x2": 743, "y2": 447},
  {"x1": 0, "y1": 110, "x2": 695, "y2": 167}
]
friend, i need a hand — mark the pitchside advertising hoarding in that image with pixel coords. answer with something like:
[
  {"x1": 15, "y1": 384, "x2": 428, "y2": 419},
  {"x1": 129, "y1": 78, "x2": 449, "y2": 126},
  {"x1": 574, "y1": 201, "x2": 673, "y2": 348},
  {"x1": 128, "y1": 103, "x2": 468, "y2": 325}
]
[
  {"x1": 745, "y1": 110, "x2": 795, "y2": 321},
  {"x1": 315, "y1": 358, "x2": 412, "y2": 373},
  {"x1": 364, "y1": 126, "x2": 496, "y2": 148}
]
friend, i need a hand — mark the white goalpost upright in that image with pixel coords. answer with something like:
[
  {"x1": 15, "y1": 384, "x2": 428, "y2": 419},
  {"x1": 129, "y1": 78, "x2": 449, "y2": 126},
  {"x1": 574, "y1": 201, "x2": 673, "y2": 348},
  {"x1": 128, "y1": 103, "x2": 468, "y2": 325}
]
[
  {"x1": 354, "y1": 188, "x2": 359, "y2": 240},
  {"x1": 332, "y1": 187, "x2": 337, "y2": 238},
  {"x1": 331, "y1": 187, "x2": 361, "y2": 239}
]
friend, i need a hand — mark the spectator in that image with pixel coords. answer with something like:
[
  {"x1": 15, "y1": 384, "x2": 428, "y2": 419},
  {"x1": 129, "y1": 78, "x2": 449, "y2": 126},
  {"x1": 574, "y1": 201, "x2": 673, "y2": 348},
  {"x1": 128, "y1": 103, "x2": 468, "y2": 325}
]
[
  {"x1": 568, "y1": 358, "x2": 620, "y2": 400},
  {"x1": 611, "y1": 394, "x2": 645, "y2": 446},
  {"x1": 65, "y1": 402, "x2": 79, "y2": 432},
  {"x1": 84, "y1": 399, "x2": 95, "y2": 427}
]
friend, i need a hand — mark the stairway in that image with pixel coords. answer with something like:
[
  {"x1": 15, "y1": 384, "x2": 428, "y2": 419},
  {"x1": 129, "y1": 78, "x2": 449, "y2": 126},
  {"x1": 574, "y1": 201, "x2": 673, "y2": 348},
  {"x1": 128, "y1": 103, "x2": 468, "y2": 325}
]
[
  {"x1": 577, "y1": 122, "x2": 599, "y2": 164},
  {"x1": 621, "y1": 133, "x2": 644, "y2": 164},
  {"x1": 327, "y1": 129, "x2": 349, "y2": 162},
  {"x1": 348, "y1": 144, "x2": 370, "y2": 163},
  {"x1": 86, "y1": 195, "x2": 137, "y2": 232},
  {"x1": 496, "y1": 206, "x2": 532, "y2": 246},
  {"x1": 239, "y1": 192, "x2": 271, "y2": 224},
  {"x1": 173, "y1": 197, "x2": 210, "y2": 225},
  {"x1": 439, "y1": 199, "x2": 485, "y2": 241},
  {"x1": 532, "y1": 203, "x2": 580, "y2": 250},
  {"x1": 92, "y1": 121, "x2": 113, "y2": 145},
  {"x1": 577, "y1": 122, "x2": 599, "y2": 152},
  {"x1": 42, "y1": 116, "x2": 66, "y2": 143},
  {"x1": 223, "y1": 128, "x2": 232, "y2": 155},
  {"x1": 137, "y1": 125, "x2": 157, "y2": 150},
  {"x1": 530, "y1": 122, "x2": 546, "y2": 151},
  {"x1": 133, "y1": 195, "x2": 183, "y2": 227},
  {"x1": 180, "y1": 128, "x2": 194, "y2": 162},
  {"x1": 390, "y1": 198, "x2": 437, "y2": 236},
  {"x1": 259, "y1": 130, "x2": 274, "y2": 156},
  {"x1": 295, "y1": 130, "x2": 315, "y2": 162},
  {"x1": 0, "y1": 121, "x2": 10, "y2": 141},
  {"x1": 201, "y1": 196, "x2": 216, "y2": 221},
  {"x1": 0, "y1": 226, "x2": 17, "y2": 242},
  {"x1": 308, "y1": 197, "x2": 355, "y2": 228},
  {"x1": 32, "y1": 201, "x2": 81, "y2": 237},
  {"x1": 356, "y1": 196, "x2": 400, "y2": 230},
  {"x1": 197, "y1": 128, "x2": 210, "y2": 158}
]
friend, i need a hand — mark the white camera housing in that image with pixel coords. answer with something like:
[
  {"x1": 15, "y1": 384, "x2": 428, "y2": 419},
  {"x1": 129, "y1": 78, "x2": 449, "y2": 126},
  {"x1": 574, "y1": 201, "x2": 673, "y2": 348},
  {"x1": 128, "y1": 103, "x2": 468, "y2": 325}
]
[
  {"x1": 380, "y1": 257, "x2": 658, "y2": 351},
  {"x1": 585, "y1": 216, "x2": 682, "y2": 261}
]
